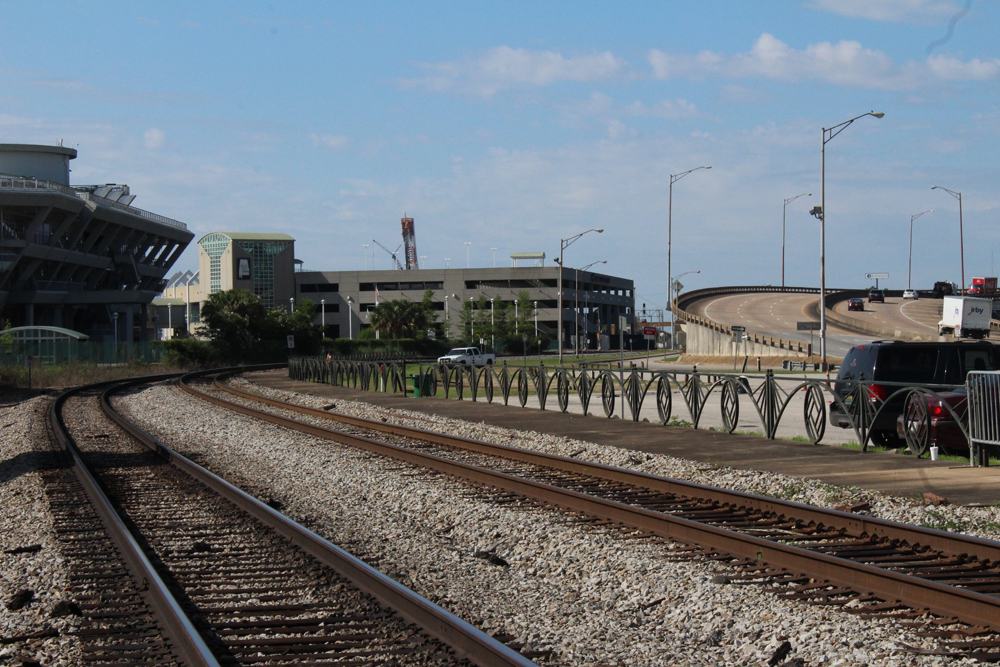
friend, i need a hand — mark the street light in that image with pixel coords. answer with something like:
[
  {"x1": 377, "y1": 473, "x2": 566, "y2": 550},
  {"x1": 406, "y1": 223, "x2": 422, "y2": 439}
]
[
  {"x1": 668, "y1": 166, "x2": 711, "y2": 352},
  {"x1": 818, "y1": 111, "x2": 884, "y2": 369},
  {"x1": 445, "y1": 257, "x2": 451, "y2": 269},
  {"x1": 782, "y1": 192, "x2": 811, "y2": 288},
  {"x1": 576, "y1": 260, "x2": 606, "y2": 355},
  {"x1": 465, "y1": 241, "x2": 472, "y2": 268},
  {"x1": 363, "y1": 244, "x2": 369, "y2": 271},
  {"x1": 289, "y1": 297, "x2": 294, "y2": 313},
  {"x1": 558, "y1": 228, "x2": 604, "y2": 362},
  {"x1": 490, "y1": 298, "x2": 495, "y2": 351},
  {"x1": 931, "y1": 186, "x2": 965, "y2": 294},
  {"x1": 112, "y1": 311, "x2": 119, "y2": 345},
  {"x1": 908, "y1": 210, "x2": 933, "y2": 290},
  {"x1": 320, "y1": 299, "x2": 325, "y2": 334},
  {"x1": 533, "y1": 300, "x2": 538, "y2": 337},
  {"x1": 491, "y1": 247, "x2": 498, "y2": 267},
  {"x1": 469, "y1": 296, "x2": 475, "y2": 341},
  {"x1": 346, "y1": 296, "x2": 353, "y2": 339}
]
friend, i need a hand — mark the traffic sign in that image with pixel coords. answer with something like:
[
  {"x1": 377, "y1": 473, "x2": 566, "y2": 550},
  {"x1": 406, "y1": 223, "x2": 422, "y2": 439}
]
[
  {"x1": 286, "y1": 335, "x2": 295, "y2": 349},
  {"x1": 26, "y1": 355, "x2": 33, "y2": 368},
  {"x1": 797, "y1": 321, "x2": 821, "y2": 331},
  {"x1": 731, "y1": 325, "x2": 746, "y2": 332},
  {"x1": 866, "y1": 273, "x2": 889, "y2": 280},
  {"x1": 643, "y1": 326, "x2": 657, "y2": 336}
]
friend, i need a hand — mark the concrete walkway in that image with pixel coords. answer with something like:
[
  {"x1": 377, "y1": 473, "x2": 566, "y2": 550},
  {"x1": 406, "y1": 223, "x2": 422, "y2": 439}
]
[{"x1": 251, "y1": 369, "x2": 1000, "y2": 506}]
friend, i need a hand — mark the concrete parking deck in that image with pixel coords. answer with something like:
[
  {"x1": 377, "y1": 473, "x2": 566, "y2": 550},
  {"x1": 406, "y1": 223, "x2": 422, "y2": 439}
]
[{"x1": 251, "y1": 369, "x2": 1000, "y2": 507}]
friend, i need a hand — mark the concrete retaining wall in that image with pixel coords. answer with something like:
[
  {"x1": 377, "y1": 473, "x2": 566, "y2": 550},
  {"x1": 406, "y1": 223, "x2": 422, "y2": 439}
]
[{"x1": 683, "y1": 321, "x2": 813, "y2": 358}]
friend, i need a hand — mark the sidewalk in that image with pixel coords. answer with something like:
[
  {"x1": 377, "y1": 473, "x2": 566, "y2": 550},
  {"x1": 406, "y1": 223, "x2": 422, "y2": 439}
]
[{"x1": 252, "y1": 369, "x2": 1000, "y2": 506}]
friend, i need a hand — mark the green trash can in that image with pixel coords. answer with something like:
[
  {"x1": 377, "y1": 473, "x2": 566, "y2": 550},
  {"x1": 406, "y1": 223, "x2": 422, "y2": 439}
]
[{"x1": 411, "y1": 373, "x2": 433, "y2": 397}]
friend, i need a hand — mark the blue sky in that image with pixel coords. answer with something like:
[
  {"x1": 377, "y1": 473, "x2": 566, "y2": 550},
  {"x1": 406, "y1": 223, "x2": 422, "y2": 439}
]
[{"x1": 2, "y1": 0, "x2": 998, "y2": 305}]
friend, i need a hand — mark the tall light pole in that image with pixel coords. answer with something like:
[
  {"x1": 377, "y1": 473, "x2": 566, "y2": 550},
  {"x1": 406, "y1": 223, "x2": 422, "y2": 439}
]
[
  {"x1": 932, "y1": 186, "x2": 965, "y2": 294},
  {"x1": 575, "y1": 259, "x2": 606, "y2": 355},
  {"x1": 491, "y1": 247, "x2": 498, "y2": 267},
  {"x1": 558, "y1": 229, "x2": 603, "y2": 362},
  {"x1": 908, "y1": 210, "x2": 933, "y2": 290},
  {"x1": 782, "y1": 192, "x2": 811, "y2": 288},
  {"x1": 469, "y1": 297, "x2": 475, "y2": 342},
  {"x1": 490, "y1": 298, "x2": 495, "y2": 351},
  {"x1": 817, "y1": 111, "x2": 884, "y2": 369},
  {"x1": 346, "y1": 296, "x2": 353, "y2": 339},
  {"x1": 668, "y1": 166, "x2": 711, "y2": 351},
  {"x1": 320, "y1": 299, "x2": 325, "y2": 334},
  {"x1": 112, "y1": 311, "x2": 119, "y2": 345},
  {"x1": 363, "y1": 244, "x2": 369, "y2": 271},
  {"x1": 464, "y1": 242, "x2": 472, "y2": 268},
  {"x1": 533, "y1": 300, "x2": 538, "y2": 337},
  {"x1": 445, "y1": 258, "x2": 451, "y2": 269},
  {"x1": 289, "y1": 297, "x2": 294, "y2": 313},
  {"x1": 444, "y1": 294, "x2": 449, "y2": 339}
]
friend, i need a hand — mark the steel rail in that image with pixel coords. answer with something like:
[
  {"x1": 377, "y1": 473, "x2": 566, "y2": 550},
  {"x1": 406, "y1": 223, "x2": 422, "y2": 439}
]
[
  {"x1": 51, "y1": 374, "x2": 221, "y2": 667},
  {"x1": 108, "y1": 370, "x2": 537, "y2": 667},
  {"x1": 183, "y1": 371, "x2": 1000, "y2": 631},
  {"x1": 213, "y1": 373, "x2": 1000, "y2": 564}
]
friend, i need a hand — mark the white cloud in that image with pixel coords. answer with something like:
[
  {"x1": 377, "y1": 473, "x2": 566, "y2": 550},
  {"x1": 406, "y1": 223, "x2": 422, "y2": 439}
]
[
  {"x1": 648, "y1": 33, "x2": 1000, "y2": 90},
  {"x1": 308, "y1": 133, "x2": 348, "y2": 149},
  {"x1": 143, "y1": 128, "x2": 166, "y2": 149},
  {"x1": 808, "y1": 0, "x2": 959, "y2": 24},
  {"x1": 404, "y1": 46, "x2": 627, "y2": 97}
]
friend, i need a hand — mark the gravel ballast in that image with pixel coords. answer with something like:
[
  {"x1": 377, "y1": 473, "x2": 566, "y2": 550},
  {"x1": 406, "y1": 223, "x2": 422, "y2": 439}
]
[
  {"x1": 112, "y1": 379, "x2": 980, "y2": 666},
  {"x1": 0, "y1": 393, "x2": 82, "y2": 666}
]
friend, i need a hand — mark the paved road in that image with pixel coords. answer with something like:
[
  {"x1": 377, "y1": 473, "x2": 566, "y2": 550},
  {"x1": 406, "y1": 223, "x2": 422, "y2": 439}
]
[
  {"x1": 685, "y1": 292, "x2": 871, "y2": 358},
  {"x1": 833, "y1": 295, "x2": 944, "y2": 338}
]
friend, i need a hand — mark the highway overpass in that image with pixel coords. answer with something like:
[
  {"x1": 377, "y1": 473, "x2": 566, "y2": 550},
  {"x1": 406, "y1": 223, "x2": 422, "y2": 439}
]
[{"x1": 675, "y1": 287, "x2": 999, "y2": 361}]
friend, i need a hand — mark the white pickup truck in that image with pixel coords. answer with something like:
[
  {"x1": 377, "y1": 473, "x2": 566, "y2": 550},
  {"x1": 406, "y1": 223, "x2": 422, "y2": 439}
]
[{"x1": 437, "y1": 347, "x2": 495, "y2": 366}]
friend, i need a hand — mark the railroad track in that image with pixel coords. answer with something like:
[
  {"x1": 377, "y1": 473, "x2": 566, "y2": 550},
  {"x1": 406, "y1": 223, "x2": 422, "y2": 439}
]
[
  {"x1": 180, "y1": 369, "x2": 1000, "y2": 661},
  {"x1": 49, "y1": 372, "x2": 540, "y2": 667}
]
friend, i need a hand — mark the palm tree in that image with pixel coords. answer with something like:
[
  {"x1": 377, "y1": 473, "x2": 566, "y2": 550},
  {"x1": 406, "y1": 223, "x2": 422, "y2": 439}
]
[{"x1": 369, "y1": 299, "x2": 428, "y2": 339}]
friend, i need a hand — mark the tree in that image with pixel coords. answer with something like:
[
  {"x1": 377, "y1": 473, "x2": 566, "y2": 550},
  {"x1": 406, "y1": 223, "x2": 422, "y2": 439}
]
[
  {"x1": 369, "y1": 299, "x2": 428, "y2": 339},
  {"x1": 197, "y1": 289, "x2": 322, "y2": 362}
]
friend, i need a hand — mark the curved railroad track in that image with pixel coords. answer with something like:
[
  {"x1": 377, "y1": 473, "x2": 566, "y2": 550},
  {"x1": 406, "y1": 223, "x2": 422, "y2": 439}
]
[
  {"x1": 181, "y1": 369, "x2": 1000, "y2": 661},
  {"x1": 49, "y1": 370, "x2": 540, "y2": 667}
]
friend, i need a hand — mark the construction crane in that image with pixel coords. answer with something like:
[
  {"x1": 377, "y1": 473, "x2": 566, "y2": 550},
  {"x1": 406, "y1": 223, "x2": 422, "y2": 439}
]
[{"x1": 372, "y1": 239, "x2": 404, "y2": 270}]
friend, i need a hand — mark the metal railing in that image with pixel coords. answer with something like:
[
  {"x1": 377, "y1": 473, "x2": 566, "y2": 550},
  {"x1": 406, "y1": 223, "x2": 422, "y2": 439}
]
[
  {"x1": 967, "y1": 370, "x2": 1000, "y2": 465},
  {"x1": 289, "y1": 356, "x2": 990, "y2": 460},
  {"x1": 0, "y1": 173, "x2": 187, "y2": 231}
]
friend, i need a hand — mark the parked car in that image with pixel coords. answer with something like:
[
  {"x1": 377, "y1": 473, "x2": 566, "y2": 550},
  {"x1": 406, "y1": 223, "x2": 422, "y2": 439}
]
[
  {"x1": 828, "y1": 340, "x2": 999, "y2": 447},
  {"x1": 437, "y1": 347, "x2": 495, "y2": 366},
  {"x1": 902, "y1": 289, "x2": 919, "y2": 300},
  {"x1": 848, "y1": 298, "x2": 865, "y2": 311},
  {"x1": 896, "y1": 371, "x2": 1000, "y2": 457},
  {"x1": 896, "y1": 387, "x2": 968, "y2": 456},
  {"x1": 868, "y1": 289, "x2": 885, "y2": 303}
]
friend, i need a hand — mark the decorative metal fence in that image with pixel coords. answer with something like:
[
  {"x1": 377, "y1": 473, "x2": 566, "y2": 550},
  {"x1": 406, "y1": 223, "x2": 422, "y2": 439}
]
[{"x1": 288, "y1": 357, "x2": 988, "y2": 463}]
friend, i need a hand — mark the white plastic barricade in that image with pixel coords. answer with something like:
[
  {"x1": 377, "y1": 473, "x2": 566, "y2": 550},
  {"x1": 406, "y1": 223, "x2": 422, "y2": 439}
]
[{"x1": 967, "y1": 370, "x2": 1000, "y2": 466}]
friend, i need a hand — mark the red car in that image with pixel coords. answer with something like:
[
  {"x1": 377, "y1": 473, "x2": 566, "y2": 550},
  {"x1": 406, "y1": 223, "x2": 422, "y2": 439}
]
[
  {"x1": 848, "y1": 298, "x2": 864, "y2": 312},
  {"x1": 896, "y1": 389, "x2": 968, "y2": 456}
]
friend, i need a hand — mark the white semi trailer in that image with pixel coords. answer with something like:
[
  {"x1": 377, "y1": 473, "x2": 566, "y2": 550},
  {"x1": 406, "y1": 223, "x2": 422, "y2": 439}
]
[{"x1": 938, "y1": 296, "x2": 993, "y2": 339}]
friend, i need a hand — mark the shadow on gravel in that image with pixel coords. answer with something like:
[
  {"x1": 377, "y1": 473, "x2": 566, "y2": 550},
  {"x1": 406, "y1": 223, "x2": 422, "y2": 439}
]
[{"x1": 0, "y1": 451, "x2": 68, "y2": 484}]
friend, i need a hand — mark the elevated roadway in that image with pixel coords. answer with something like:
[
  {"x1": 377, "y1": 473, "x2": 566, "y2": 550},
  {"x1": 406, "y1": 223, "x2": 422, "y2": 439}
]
[
  {"x1": 831, "y1": 295, "x2": 942, "y2": 338},
  {"x1": 681, "y1": 289, "x2": 870, "y2": 359}
]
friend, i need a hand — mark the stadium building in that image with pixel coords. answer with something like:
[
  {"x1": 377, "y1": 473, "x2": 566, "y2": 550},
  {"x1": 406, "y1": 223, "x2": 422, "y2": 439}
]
[{"x1": 0, "y1": 143, "x2": 193, "y2": 342}]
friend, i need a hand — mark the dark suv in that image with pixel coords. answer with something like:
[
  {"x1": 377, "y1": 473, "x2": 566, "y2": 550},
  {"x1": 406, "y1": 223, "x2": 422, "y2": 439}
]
[
  {"x1": 868, "y1": 289, "x2": 885, "y2": 303},
  {"x1": 829, "y1": 340, "x2": 999, "y2": 446}
]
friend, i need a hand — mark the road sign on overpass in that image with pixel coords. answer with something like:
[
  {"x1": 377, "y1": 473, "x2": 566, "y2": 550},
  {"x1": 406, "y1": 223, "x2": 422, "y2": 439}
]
[
  {"x1": 797, "y1": 321, "x2": 821, "y2": 331},
  {"x1": 866, "y1": 273, "x2": 889, "y2": 280}
]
